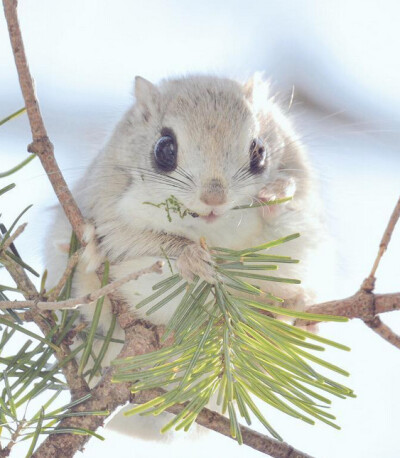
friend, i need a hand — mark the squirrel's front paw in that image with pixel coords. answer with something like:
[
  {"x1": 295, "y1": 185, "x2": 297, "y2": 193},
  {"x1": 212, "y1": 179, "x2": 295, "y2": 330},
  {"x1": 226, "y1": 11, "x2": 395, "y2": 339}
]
[
  {"x1": 258, "y1": 176, "x2": 296, "y2": 219},
  {"x1": 176, "y1": 243, "x2": 215, "y2": 284},
  {"x1": 81, "y1": 223, "x2": 104, "y2": 272}
]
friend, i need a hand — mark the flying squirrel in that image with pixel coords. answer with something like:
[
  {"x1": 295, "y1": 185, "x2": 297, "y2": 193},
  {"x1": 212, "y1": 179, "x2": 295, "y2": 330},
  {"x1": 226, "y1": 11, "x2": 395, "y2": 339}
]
[{"x1": 45, "y1": 74, "x2": 333, "y2": 439}]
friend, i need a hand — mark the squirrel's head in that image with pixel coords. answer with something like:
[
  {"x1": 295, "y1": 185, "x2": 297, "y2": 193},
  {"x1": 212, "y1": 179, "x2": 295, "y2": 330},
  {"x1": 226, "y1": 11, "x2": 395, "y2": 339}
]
[{"x1": 95, "y1": 74, "x2": 305, "y2": 232}]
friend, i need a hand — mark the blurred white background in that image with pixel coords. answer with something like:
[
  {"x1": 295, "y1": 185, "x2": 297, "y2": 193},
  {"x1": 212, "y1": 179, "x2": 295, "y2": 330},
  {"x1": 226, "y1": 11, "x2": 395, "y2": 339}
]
[{"x1": 1, "y1": 1, "x2": 400, "y2": 457}]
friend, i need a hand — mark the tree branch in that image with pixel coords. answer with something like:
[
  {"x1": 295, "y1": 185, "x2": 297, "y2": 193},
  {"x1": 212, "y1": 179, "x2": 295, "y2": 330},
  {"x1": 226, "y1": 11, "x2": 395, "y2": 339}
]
[
  {"x1": 364, "y1": 315, "x2": 400, "y2": 349},
  {"x1": 294, "y1": 291, "x2": 399, "y2": 325},
  {"x1": 358, "y1": 195, "x2": 400, "y2": 347},
  {"x1": 0, "y1": 261, "x2": 164, "y2": 311},
  {"x1": 2, "y1": 0, "x2": 85, "y2": 242},
  {"x1": 0, "y1": 252, "x2": 37, "y2": 299},
  {"x1": 139, "y1": 391, "x2": 313, "y2": 458},
  {"x1": 46, "y1": 248, "x2": 84, "y2": 301},
  {"x1": 367, "y1": 196, "x2": 400, "y2": 281},
  {"x1": 0, "y1": 222, "x2": 27, "y2": 253},
  {"x1": 31, "y1": 321, "x2": 163, "y2": 458}
]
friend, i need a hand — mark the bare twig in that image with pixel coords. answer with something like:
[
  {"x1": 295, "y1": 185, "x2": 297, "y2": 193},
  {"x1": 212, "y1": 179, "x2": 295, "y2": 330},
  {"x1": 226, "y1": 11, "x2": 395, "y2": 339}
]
[
  {"x1": 0, "y1": 253, "x2": 38, "y2": 299},
  {"x1": 0, "y1": 222, "x2": 27, "y2": 254},
  {"x1": 294, "y1": 291, "x2": 399, "y2": 326},
  {"x1": 367, "y1": 196, "x2": 400, "y2": 282},
  {"x1": 0, "y1": 261, "x2": 164, "y2": 311},
  {"x1": 0, "y1": 310, "x2": 34, "y2": 323},
  {"x1": 359, "y1": 195, "x2": 400, "y2": 348},
  {"x1": 0, "y1": 420, "x2": 25, "y2": 457},
  {"x1": 298, "y1": 290, "x2": 400, "y2": 350},
  {"x1": 2, "y1": 0, "x2": 85, "y2": 242},
  {"x1": 46, "y1": 248, "x2": 83, "y2": 301},
  {"x1": 364, "y1": 316, "x2": 400, "y2": 349}
]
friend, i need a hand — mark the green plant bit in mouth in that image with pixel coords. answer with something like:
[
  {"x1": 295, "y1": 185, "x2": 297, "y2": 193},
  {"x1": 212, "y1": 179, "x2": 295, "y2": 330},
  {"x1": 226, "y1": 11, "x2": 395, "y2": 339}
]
[{"x1": 143, "y1": 195, "x2": 293, "y2": 222}]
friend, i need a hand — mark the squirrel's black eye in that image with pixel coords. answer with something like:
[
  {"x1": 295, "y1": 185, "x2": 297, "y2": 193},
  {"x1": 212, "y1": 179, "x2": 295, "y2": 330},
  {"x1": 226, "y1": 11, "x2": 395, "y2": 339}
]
[
  {"x1": 249, "y1": 138, "x2": 266, "y2": 173},
  {"x1": 154, "y1": 132, "x2": 177, "y2": 172}
]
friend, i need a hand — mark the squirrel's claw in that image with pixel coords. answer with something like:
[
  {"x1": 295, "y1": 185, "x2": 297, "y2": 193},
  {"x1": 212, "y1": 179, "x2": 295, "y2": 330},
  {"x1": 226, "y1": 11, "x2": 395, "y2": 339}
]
[{"x1": 176, "y1": 243, "x2": 216, "y2": 284}]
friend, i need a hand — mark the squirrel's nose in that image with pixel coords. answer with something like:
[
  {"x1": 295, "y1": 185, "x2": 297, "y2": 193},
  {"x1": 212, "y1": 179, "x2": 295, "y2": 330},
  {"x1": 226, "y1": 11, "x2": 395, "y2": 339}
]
[{"x1": 200, "y1": 179, "x2": 227, "y2": 206}]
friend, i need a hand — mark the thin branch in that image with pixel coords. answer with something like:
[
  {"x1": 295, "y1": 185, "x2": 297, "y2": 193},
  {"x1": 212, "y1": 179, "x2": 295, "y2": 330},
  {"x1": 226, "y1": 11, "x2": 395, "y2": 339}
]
[
  {"x1": 358, "y1": 195, "x2": 400, "y2": 347},
  {"x1": 0, "y1": 420, "x2": 25, "y2": 457},
  {"x1": 295, "y1": 291, "x2": 399, "y2": 325},
  {"x1": 367, "y1": 196, "x2": 400, "y2": 281},
  {"x1": 298, "y1": 292, "x2": 400, "y2": 350},
  {"x1": 0, "y1": 222, "x2": 27, "y2": 254},
  {"x1": 0, "y1": 310, "x2": 34, "y2": 323},
  {"x1": 300, "y1": 196, "x2": 400, "y2": 349},
  {"x1": 0, "y1": 254, "x2": 38, "y2": 299},
  {"x1": 136, "y1": 390, "x2": 313, "y2": 458},
  {"x1": 0, "y1": 261, "x2": 164, "y2": 311},
  {"x1": 364, "y1": 316, "x2": 400, "y2": 349},
  {"x1": 2, "y1": 0, "x2": 85, "y2": 242},
  {"x1": 46, "y1": 248, "x2": 83, "y2": 301},
  {"x1": 361, "y1": 195, "x2": 400, "y2": 293}
]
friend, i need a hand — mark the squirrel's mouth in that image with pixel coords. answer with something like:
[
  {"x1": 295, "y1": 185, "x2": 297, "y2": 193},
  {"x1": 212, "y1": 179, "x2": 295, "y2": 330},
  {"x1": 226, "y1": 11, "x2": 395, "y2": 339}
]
[{"x1": 198, "y1": 211, "x2": 220, "y2": 223}]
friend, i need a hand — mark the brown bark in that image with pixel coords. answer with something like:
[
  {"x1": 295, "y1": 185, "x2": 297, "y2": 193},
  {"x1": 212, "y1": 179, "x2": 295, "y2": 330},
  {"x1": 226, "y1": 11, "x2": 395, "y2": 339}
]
[{"x1": 3, "y1": 0, "x2": 85, "y2": 242}]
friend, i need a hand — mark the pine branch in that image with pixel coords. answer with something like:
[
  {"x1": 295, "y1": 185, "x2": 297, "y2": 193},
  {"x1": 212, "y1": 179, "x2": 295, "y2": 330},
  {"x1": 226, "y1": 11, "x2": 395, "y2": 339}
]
[
  {"x1": 113, "y1": 243, "x2": 353, "y2": 442},
  {"x1": 32, "y1": 320, "x2": 312, "y2": 458},
  {"x1": 364, "y1": 316, "x2": 400, "y2": 349}
]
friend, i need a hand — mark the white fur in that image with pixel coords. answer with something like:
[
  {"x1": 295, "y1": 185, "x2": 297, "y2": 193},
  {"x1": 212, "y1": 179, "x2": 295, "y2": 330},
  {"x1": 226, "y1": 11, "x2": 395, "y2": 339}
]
[{"x1": 44, "y1": 74, "x2": 333, "y2": 440}]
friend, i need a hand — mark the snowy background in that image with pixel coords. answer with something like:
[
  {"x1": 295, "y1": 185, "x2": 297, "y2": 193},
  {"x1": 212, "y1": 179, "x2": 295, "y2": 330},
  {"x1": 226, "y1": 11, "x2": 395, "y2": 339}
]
[{"x1": 1, "y1": 1, "x2": 400, "y2": 457}]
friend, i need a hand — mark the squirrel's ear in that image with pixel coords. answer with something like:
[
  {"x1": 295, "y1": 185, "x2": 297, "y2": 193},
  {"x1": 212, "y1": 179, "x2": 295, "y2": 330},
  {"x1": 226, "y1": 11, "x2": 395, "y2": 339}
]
[
  {"x1": 134, "y1": 76, "x2": 159, "y2": 113},
  {"x1": 243, "y1": 72, "x2": 270, "y2": 110}
]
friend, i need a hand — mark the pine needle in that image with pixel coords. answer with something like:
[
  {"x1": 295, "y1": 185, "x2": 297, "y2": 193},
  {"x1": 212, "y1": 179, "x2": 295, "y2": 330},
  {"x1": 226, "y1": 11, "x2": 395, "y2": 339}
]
[{"x1": 113, "y1": 233, "x2": 354, "y2": 442}]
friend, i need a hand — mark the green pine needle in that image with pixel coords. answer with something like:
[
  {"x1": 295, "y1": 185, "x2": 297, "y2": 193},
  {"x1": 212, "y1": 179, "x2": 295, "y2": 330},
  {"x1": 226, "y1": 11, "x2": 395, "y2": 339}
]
[
  {"x1": 113, "y1": 233, "x2": 354, "y2": 442},
  {"x1": 0, "y1": 107, "x2": 26, "y2": 126},
  {"x1": 78, "y1": 261, "x2": 110, "y2": 376},
  {"x1": 0, "y1": 154, "x2": 36, "y2": 179}
]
